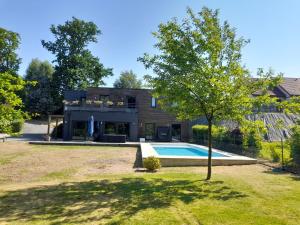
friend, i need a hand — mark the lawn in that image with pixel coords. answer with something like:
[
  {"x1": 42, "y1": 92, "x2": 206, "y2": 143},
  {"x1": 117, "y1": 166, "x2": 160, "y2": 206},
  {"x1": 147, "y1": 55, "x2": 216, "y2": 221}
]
[{"x1": 0, "y1": 142, "x2": 300, "y2": 224}]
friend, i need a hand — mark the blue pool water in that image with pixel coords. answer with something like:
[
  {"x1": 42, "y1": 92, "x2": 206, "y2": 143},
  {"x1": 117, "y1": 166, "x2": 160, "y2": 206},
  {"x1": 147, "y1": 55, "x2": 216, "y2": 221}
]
[{"x1": 153, "y1": 146, "x2": 227, "y2": 157}]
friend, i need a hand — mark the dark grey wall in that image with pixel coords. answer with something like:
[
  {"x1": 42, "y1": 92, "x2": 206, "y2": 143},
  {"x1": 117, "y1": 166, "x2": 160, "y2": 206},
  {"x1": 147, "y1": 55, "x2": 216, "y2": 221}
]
[{"x1": 63, "y1": 110, "x2": 138, "y2": 141}]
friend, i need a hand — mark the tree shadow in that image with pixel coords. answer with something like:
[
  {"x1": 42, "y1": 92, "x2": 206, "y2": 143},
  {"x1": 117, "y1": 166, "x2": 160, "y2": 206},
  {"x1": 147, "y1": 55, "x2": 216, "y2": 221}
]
[
  {"x1": 133, "y1": 147, "x2": 143, "y2": 168},
  {"x1": 263, "y1": 167, "x2": 300, "y2": 181},
  {"x1": 0, "y1": 178, "x2": 247, "y2": 224}
]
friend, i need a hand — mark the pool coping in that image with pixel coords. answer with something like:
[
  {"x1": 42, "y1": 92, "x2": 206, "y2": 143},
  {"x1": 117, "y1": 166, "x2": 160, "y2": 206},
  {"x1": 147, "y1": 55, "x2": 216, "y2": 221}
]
[{"x1": 141, "y1": 142, "x2": 257, "y2": 166}]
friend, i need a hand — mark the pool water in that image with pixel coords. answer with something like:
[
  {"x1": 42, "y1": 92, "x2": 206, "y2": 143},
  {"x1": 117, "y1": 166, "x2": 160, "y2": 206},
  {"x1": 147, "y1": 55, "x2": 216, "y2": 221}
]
[{"x1": 153, "y1": 146, "x2": 227, "y2": 157}]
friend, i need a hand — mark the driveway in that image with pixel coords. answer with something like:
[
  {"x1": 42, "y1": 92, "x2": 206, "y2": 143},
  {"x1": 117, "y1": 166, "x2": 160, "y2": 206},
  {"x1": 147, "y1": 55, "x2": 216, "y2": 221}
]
[{"x1": 8, "y1": 120, "x2": 52, "y2": 142}]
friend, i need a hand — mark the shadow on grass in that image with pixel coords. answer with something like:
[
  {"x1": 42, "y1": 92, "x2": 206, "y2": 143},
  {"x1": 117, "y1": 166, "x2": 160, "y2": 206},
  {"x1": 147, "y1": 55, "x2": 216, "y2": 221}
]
[
  {"x1": 263, "y1": 168, "x2": 300, "y2": 180},
  {"x1": 0, "y1": 178, "x2": 247, "y2": 224},
  {"x1": 133, "y1": 147, "x2": 143, "y2": 168}
]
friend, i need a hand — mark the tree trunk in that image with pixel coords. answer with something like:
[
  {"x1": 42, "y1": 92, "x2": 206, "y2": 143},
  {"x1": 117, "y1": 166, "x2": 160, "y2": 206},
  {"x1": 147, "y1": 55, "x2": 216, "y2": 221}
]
[{"x1": 206, "y1": 120, "x2": 212, "y2": 180}]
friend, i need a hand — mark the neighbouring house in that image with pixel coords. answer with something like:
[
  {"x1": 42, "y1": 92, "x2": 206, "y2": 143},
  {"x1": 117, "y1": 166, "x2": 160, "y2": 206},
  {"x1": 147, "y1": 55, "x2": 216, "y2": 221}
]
[
  {"x1": 252, "y1": 77, "x2": 300, "y2": 112},
  {"x1": 62, "y1": 87, "x2": 191, "y2": 142},
  {"x1": 192, "y1": 77, "x2": 300, "y2": 141}
]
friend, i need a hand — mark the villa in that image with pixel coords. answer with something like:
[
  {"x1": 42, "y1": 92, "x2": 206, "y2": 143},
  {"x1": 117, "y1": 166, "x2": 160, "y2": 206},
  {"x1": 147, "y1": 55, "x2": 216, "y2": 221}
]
[
  {"x1": 60, "y1": 78, "x2": 300, "y2": 142},
  {"x1": 62, "y1": 87, "x2": 191, "y2": 142}
]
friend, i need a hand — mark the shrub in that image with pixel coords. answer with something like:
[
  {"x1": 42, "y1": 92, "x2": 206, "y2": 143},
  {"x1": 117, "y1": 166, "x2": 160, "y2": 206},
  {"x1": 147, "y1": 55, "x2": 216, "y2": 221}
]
[
  {"x1": 143, "y1": 156, "x2": 161, "y2": 171},
  {"x1": 192, "y1": 124, "x2": 229, "y2": 143},
  {"x1": 290, "y1": 125, "x2": 300, "y2": 165},
  {"x1": 11, "y1": 118, "x2": 24, "y2": 133},
  {"x1": 260, "y1": 142, "x2": 290, "y2": 163},
  {"x1": 269, "y1": 145, "x2": 280, "y2": 162},
  {"x1": 0, "y1": 108, "x2": 25, "y2": 134},
  {"x1": 246, "y1": 130, "x2": 262, "y2": 149},
  {"x1": 51, "y1": 123, "x2": 63, "y2": 139}
]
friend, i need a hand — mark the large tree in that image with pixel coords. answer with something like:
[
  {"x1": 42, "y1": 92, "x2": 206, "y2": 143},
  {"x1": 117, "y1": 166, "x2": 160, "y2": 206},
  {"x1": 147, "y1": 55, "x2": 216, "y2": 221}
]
[
  {"x1": 139, "y1": 7, "x2": 280, "y2": 180},
  {"x1": 0, "y1": 72, "x2": 28, "y2": 133},
  {"x1": 41, "y1": 17, "x2": 112, "y2": 100},
  {"x1": 0, "y1": 28, "x2": 21, "y2": 75},
  {"x1": 0, "y1": 28, "x2": 31, "y2": 133},
  {"x1": 113, "y1": 70, "x2": 142, "y2": 89},
  {"x1": 24, "y1": 59, "x2": 55, "y2": 116}
]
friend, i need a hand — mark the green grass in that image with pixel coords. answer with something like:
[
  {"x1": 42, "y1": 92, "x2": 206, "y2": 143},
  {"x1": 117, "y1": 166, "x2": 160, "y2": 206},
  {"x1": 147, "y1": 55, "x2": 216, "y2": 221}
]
[
  {"x1": 0, "y1": 171, "x2": 300, "y2": 225},
  {"x1": 41, "y1": 168, "x2": 78, "y2": 181},
  {"x1": 1, "y1": 143, "x2": 300, "y2": 224},
  {"x1": 0, "y1": 153, "x2": 25, "y2": 165}
]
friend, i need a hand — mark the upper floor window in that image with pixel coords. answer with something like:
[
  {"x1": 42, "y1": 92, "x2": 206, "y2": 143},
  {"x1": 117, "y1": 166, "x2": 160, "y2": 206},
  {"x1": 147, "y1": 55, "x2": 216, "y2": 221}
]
[
  {"x1": 151, "y1": 97, "x2": 156, "y2": 108},
  {"x1": 127, "y1": 96, "x2": 136, "y2": 108}
]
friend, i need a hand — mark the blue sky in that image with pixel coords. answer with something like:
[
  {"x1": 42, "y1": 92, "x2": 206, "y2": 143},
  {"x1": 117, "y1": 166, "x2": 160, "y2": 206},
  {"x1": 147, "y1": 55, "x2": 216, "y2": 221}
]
[{"x1": 1, "y1": 0, "x2": 300, "y2": 86}]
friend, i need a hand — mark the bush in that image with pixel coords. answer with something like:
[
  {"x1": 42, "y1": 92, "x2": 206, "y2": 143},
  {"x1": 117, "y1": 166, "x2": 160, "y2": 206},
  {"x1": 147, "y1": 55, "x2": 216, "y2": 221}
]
[
  {"x1": 51, "y1": 123, "x2": 63, "y2": 139},
  {"x1": 11, "y1": 118, "x2": 24, "y2": 133},
  {"x1": 143, "y1": 156, "x2": 161, "y2": 171},
  {"x1": 290, "y1": 125, "x2": 300, "y2": 165},
  {"x1": 269, "y1": 145, "x2": 280, "y2": 162},
  {"x1": 0, "y1": 108, "x2": 25, "y2": 134},
  {"x1": 244, "y1": 130, "x2": 262, "y2": 150},
  {"x1": 192, "y1": 124, "x2": 229, "y2": 143},
  {"x1": 260, "y1": 142, "x2": 290, "y2": 163}
]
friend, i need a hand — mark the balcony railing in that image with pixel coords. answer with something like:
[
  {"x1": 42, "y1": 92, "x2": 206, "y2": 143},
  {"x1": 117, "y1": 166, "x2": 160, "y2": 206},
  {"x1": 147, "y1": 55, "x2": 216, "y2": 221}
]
[{"x1": 64, "y1": 100, "x2": 137, "y2": 112}]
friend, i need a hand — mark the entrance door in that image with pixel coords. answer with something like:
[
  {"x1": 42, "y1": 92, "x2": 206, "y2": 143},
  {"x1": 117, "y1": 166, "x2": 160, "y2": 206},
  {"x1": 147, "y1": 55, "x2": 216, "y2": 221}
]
[{"x1": 171, "y1": 124, "x2": 181, "y2": 141}]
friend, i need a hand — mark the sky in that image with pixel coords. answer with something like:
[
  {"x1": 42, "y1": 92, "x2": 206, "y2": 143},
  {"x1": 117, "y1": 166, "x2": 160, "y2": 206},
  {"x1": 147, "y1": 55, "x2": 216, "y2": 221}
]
[{"x1": 1, "y1": 0, "x2": 300, "y2": 87}]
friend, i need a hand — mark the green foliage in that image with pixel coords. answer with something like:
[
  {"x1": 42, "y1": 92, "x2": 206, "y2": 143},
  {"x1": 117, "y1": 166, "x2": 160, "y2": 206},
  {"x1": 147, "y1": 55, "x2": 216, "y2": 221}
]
[
  {"x1": 11, "y1": 118, "x2": 24, "y2": 133},
  {"x1": 260, "y1": 142, "x2": 291, "y2": 163},
  {"x1": 290, "y1": 125, "x2": 300, "y2": 165},
  {"x1": 278, "y1": 96, "x2": 300, "y2": 114},
  {"x1": 143, "y1": 156, "x2": 161, "y2": 171},
  {"x1": 0, "y1": 28, "x2": 21, "y2": 75},
  {"x1": 0, "y1": 72, "x2": 29, "y2": 134},
  {"x1": 41, "y1": 17, "x2": 113, "y2": 101},
  {"x1": 192, "y1": 124, "x2": 228, "y2": 142},
  {"x1": 139, "y1": 7, "x2": 281, "y2": 179},
  {"x1": 24, "y1": 58, "x2": 56, "y2": 115},
  {"x1": 113, "y1": 70, "x2": 142, "y2": 89},
  {"x1": 240, "y1": 120, "x2": 266, "y2": 151}
]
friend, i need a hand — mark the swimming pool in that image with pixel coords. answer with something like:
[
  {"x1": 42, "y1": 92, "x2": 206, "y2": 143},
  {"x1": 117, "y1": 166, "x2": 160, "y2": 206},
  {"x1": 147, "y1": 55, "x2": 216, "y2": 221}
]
[
  {"x1": 141, "y1": 143, "x2": 257, "y2": 166},
  {"x1": 153, "y1": 146, "x2": 227, "y2": 157}
]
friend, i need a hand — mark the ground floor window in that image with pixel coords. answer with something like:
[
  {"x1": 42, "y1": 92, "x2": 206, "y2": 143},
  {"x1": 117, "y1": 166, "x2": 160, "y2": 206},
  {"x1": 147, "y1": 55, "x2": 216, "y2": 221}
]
[
  {"x1": 145, "y1": 123, "x2": 155, "y2": 140},
  {"x1": 72, "y1": 121, "x2": 86, "y2": 140},
  {"x1": 104, "y1": 122, "x2": 130, "y2": 139},
  {"x1": 171, "y1": 124, "x2": 181, "y2": 141}
]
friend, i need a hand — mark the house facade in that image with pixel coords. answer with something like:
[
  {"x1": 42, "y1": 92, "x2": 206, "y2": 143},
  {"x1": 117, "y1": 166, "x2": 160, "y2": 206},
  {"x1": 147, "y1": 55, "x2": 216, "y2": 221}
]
[{"x1": 63, "y1": 87, "x2": 191, "y2": 141}]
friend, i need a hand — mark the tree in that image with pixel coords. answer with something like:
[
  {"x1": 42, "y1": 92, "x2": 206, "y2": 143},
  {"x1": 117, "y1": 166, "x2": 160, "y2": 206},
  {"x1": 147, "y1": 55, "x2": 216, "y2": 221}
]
[
  {"x1": 113, "y1": 70, "x2": 142, "y2": 89},
  {"x1": 139, "y1": 7, "x2": 281, "y2": 180},
  {"x1": 0, "y1": 28, "x2": 31, "y2": 133},
  {"x1": 24, "y1": 58, "x2": 55, "y2": 116},
  {"x1": 0, "y1": 28, "x2": 21, "y2": 75},
  {"x1": 41, "y1": 17, "x2": 113, "y2": 101},
  {"x1": 0, "y1": 72, "x2": 28, "y2": 133}
]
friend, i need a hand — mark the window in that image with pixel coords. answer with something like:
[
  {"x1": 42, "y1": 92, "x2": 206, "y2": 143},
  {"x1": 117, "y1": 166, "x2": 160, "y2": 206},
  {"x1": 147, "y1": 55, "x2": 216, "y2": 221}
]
[
  {"x1": 151, "y1": 97, "x2": 156, "y2": 108},
  {"x1": 72, "y1": 121, "x2": 86, "y2": 140},
  {"x1": 104, "y1": 122, "x2": 130, "y2": 139},
  {"x1": 127, "y1": 96, "x2": 136, "y2": 108},
  {"x1": 145, "y1": 123, "x2": 155, "y2": 140}
]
